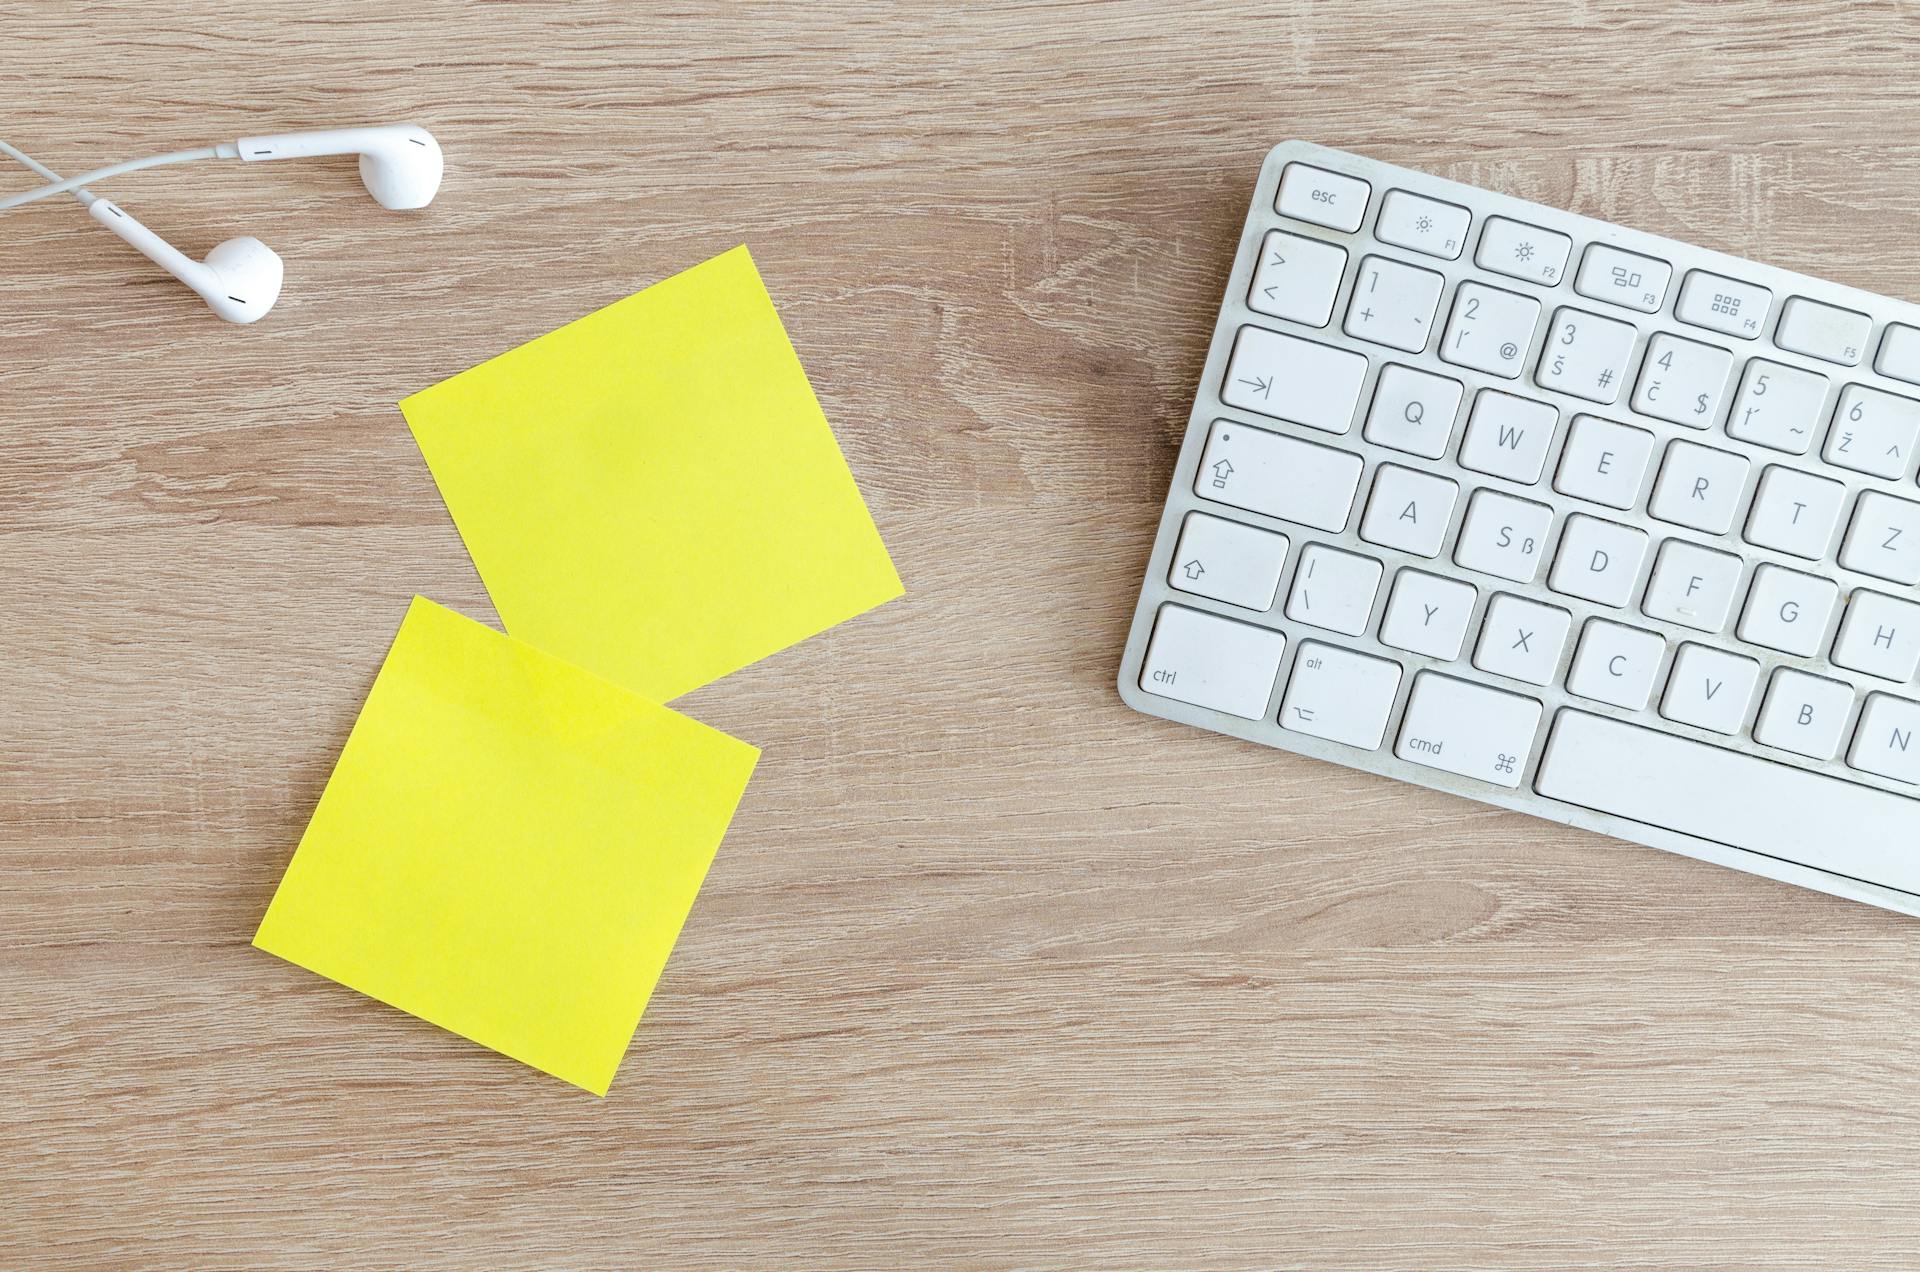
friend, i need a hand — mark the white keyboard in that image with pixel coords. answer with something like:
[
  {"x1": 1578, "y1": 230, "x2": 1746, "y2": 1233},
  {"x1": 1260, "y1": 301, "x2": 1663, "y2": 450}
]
[{"x1": 1118, "y1": 141, "x2": 1920, "y2": 916}]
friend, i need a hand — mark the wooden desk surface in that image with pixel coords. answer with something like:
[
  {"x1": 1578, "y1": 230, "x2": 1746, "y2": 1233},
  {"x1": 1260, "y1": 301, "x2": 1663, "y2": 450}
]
[{"x1": 9, "y1": 3, "x2": 1920, "y2": 1267}]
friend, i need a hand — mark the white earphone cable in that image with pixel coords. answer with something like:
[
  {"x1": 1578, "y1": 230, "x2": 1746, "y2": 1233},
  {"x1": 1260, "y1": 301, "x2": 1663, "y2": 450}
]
[
  {"x1": 0, "y1": 144, "x2": 235, "y2": 213},
  {"x1": 0, "y1": 139, "x2": 95, "y2": 205}
]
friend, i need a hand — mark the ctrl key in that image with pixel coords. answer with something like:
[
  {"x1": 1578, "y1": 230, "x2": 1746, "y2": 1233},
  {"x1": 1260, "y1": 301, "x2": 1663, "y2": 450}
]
[
  {"x1": 1393, "y1": 671, "x2": 1543, "y2": 789},
  {"x1": 1139, "y1": 604, "x2": 1286, "y2": 720}
]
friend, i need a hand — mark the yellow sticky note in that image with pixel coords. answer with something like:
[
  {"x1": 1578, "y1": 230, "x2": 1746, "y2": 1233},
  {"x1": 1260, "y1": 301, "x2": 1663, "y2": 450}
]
[
  {"x1": 399, "y1": 245, "x2": 903, "y2": 703},
  {"x1": 253, "y1": 597, "x2": 759, "y2": 1095}
]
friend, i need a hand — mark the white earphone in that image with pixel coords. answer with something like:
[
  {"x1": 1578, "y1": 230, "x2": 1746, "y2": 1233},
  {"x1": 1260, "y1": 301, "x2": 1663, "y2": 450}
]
[{"x1": 0, "y1": 123, "x2": 443, "y2": 324}]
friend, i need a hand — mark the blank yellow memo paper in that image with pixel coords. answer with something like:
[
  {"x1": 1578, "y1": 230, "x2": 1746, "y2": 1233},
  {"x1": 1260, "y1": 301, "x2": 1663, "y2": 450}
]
[
  {"x1": 399, "y1": 246, "x2": 903, "y2": 703},
  {"x1": 253, "y1": 597, "x2": 759, "y2": 1095}
]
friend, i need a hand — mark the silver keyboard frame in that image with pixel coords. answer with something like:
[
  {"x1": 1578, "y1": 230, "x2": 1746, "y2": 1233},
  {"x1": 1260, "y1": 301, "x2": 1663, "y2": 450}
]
[{"x1": 1117, "y1": 140, "x2": 1920, "y2": 917}]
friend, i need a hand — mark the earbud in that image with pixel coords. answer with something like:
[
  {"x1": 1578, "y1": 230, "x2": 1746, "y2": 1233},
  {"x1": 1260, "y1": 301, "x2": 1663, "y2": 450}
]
[
  {"x1": 89, "y1": 199, "x2": 284, "y2": 323},
  {"x1": 234, "y1": 124, "x2": 443, "y2": 210}
]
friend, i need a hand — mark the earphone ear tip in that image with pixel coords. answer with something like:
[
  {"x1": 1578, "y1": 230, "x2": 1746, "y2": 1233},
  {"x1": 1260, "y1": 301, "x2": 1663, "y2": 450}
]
[
  {"x1": 358, "y1": 130, "x2": 443, "y2": 210},
  {"x1": 204, "y1": 236, "x2": 284, "y2": 323}
]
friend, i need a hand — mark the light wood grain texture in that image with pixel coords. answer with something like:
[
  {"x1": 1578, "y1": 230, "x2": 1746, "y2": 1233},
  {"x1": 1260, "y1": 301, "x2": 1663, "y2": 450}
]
[{"x1": 8, "y1": 2, "x2": 1920, "y2": 1267}]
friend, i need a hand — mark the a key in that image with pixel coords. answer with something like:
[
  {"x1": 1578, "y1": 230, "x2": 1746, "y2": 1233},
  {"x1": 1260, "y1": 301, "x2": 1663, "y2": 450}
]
[
  {"x1": 1343, "y1": 255, "x2": 1444, "y2": 353},
  {"x1": 1659, "y1": 643, "x2": 1761, "y2": 735},
  {"x1": 1453, "y1": 489, "x2": 1553, "y2": 583},
  {"x1": 1822, "y1": 385, "x2": 1920, "y2": 481},
  {"x1": 1839, "y1": 491, "x2": 1920, "y2": 586},
  {"x1": 1363, "y1": 363, "x2": 1464, "y2": 459},
  {"x1": 1537, "y1": 711, "x2": 1920, "y2": 893},
  {"x1": 1247, "y1": 230, "x2": 1348, "y2": 328},
  {"x1": 1631, "y1": 333, "x2": 1733, "y2": 429},
  {"x1": 1742, "y1": 465, "x2": 1846, "y2": 560},
  {"x1": 1553, "y1": 414, "x2": 1655, "y2": 510},
  {"x1": 1140, "y1": 604, "x2": 1287, "y2": 720},
  {"x1": 1774, "y1": 297, "x2": 1871, "y2": 367},
  {"x1": 1221, "y1": 326, "x2": 1369, "y2": 434},
  {"x1": 1534, "y1": 306, "x2": 1636, "y2": 405},
  {"x1": 1195, "y1": 419, "x2": 1363, "y2": 532},
  {"x1": 1472, "y1": 592, "x2": 1571, "y2": 686},
  {"x1": 1737, "y1": 563, "x2": 1838, "y2": 657},
  {"x1": 1675, "y1": 269, "x2": 1772, "y2": 340},
  {"x1": 1374, "y1": 189, "x2": 1470, "y2": 260},
  {"x1": 1641, "y1": 539, "x2": 1744, "y2": 633},
  {"x1": 1648, "y1": 440, "x2": 1750, "y2": 535},
  {"x1": 1754, "y1": 669, "x2": 1855, "y2": 761},
  {"x1": 1573, "y1": 243, "x2": 1671, "y2": 314},
  {"x1": 1441, "y1": 281, "x2": 1540, "y2": 380},
  {"x1": 1475, "y1": 216, "x2": 1572, "y2": 287},
  {"x1": 1877, "y1": 324, "x2": 1920, "y2": 386},
  {"x1": 1285, "y1": 544, "x2": 1383, "y2": 636},
  {"x1": 1832, "y1": 590, "x2": 1920, "y2": 682},
  {"x1": 1849, "y1": 694, "x2": 1920, "y2": 784},
  {"x1": 1276, "y1": 163, "x2": 1370, "y2": 233},
  {"x1": 1458, "y1": 389, "x2": 1558, "y2": 484},
  {"x1": 1394, "y1": 671, "x2": 1542, "y2": 788},
  {"x1": 1279, "y1": 641, "x2": 1404, "y2": 749},
  {"x1": 1725, "y1": 358, "x2": 1830, "y2": 455},
  {"x1": 1566, "y1": 619, "x2": 1666, "y2": 711},
  {"x1": 1358, "y1": 464, "x2": 1459, "y2": 558},
  {"x1": 1379, "y1": 569, "x2": 1477, "y2": 660},
  {"x1": 1168, "y1": 512, "x2": 1289, "y2": 611},
  {"x1": 1548, "y1": 513, "x2": 1648, "y2": 608}
]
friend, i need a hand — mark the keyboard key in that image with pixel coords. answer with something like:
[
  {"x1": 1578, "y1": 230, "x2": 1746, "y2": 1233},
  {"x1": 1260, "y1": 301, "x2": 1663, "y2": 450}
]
[
  {"x1": 1876, "y1": 323, "x2": 1920, "y2": 386},
  {"x1": 1458, "y1": 389, "x2": 1558, "y2": 484},
  {"x1": 1553, "y1": 414, "x2": 1655, "y2": 510},
  {"x1": 1343, "y1": 255, "x2": 1444, "y2": 353},
  {"x1": 1743, "y1": 465, "x2": 1846, "y2": 560},
  {"x1": 1441, "y1": 281, "x2": 1540, "y2": 379},
  {"x1": 1374, "y1": 189, "x2": 1470, "y2": 260},
  {"x1": 1675, "y1": 269, "x2": 1772, "y2": 340},
  {"x1": 1280, "y1": 641, "x2": 1403, "y2": 748},
  {"x1": 1548, "y1": 513, "x2": 1647, "y2": 607},
  {"x1": 1247, "y1": 230, "x2": 1348, "y2": 328},
  {"x1": 1631, "y1": 332, "x2": 1733, "y2": 429},
  {"x1": 1660, "y1": 643, "x2": 1761, "y2": 734},
  {"x1": 1221, "y1": 326, "x2": 1369, "y2": 433},
  {"x1": 1726, "y1": 358, "x2": 1829, "y2": 455},
  {"x1": 1475, "y1": 216, "x2": 1571, "y2": 287},
  {"x1": 1832, "y1": 589, "x2": 1920, "y2": 682},
  {"x1": 1648, "y1": 440, "x2": 1750, "y2": 534},
  {"x1": 1140, "y1": 604, "x2": 1286, "y2": 719},
  {"x1": 1277, "y1": 162, "x2": 1369, "y2": 233},
  {"x1": 1534, "y1": 306, "x2": 1636, "y2": 404},
  {"x1": 1536, "y1": 711, "x2": 1920, "y2": 893},
  {"x1": 1566, "y1": 619, "x2": 1665, "y2": 711},
  {"x1": 1573, "y1": 243, "x2": 1671, "y2": 313},
  {"x1": 1823, "y1": 385, "x2": 1920, "y2": 480},
  {"x1": 1641, "y1": 539, "x2": 1744, "y2": 632},
  {"x1": 1738, "y1": 563, "x2": 1838, "y2": 657},
  {"x1": 1755, "y1": 669, "x2": 1854, "y2": 761},
  {"x1": 1285, "y1": 544, "x2": 1382, "y2": 636},
  {"x1": 1363, "y1": 363, "x2": 1464, "y2": 459},
  {"x1": 1358, "y1": 464, "x2": 1459, "y2": 558},
  {"x1": 1379, "y1": 569, "x2": 1477, "y2": 660},
  {"x1": 1395, "y1": 671, "x2": 1542, "y2": 788},
  {"x1": 1168, "y1": 512, "x2": 1289, "y2": 611},
  {"x1": 1474, "y1": 593, "x2": 1571, "y2": 686},
  {"x1": 1196, "y1": 419, "x2": 1363, "y2": 532},
  {"x1": 1454, "y1": 489, "x2": 1552, "y2": 583},
  {"x1": 1840, "y1": 491, "x2": 1920, "y2": 586},
  {"x1": 1849, "y1": 694, "x2": 1920, "y2": 783},
  {"x1": 1774, "y1": 297, "x2": 1871, "y2": 366}
]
